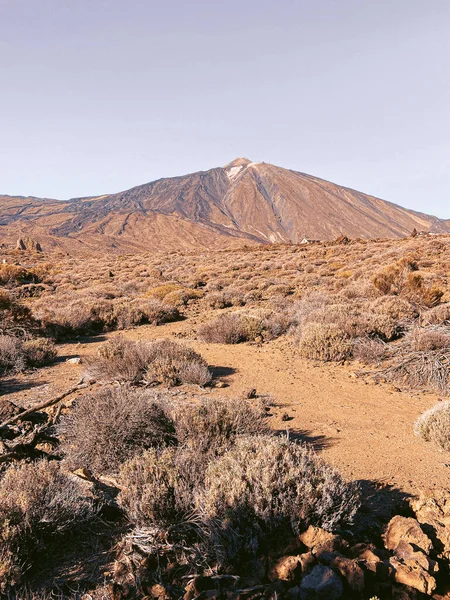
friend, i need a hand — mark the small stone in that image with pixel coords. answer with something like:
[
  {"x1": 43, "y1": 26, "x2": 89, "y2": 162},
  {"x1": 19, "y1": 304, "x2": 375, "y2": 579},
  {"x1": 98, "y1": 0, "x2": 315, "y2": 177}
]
[
  {"x1": 67, "y1": 357, "x2": 82, "y2": 364},
  {"x1": 268, "y1": 555, "x2": 302, "y2": 582}
]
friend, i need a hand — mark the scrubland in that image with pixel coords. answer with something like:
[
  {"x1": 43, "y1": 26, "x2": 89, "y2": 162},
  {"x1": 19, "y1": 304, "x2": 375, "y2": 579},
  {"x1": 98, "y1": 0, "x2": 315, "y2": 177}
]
[{"x1": 0, "y1": 234, "x2": 450, "y2": 598}]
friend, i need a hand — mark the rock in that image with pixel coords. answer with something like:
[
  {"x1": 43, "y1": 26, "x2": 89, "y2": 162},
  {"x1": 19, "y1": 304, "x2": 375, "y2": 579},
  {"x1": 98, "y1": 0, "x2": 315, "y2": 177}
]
[
  {"x1": 299, "y1": 564, "x2": 343, "y2": 599},
  {"x1": 244, "y1": 388, "x2": 257, "y2": 399},
  {"x1": 388, "y1": 557, "x2": 436, "y2": 595},
  {"x1": 0, "y1": 399, "x2": 23, "y2": 422},
  {"x1": 330, "y1": 556, "x2": 364, "y2": 592},
  {"x1": 299, "y1": 552, "x2": 317, "y2": 574},
  {"x1": 394, "y1": 540, "x2": 439, "y2": 573},
  {"x1": 268, "y1": 555, "x2": 302, "y2": 582},
  {"x1": 299, "y1": 526, "x2": 347, "y2": 555},
  {"x1": 16, "y1": 237, "x2": 42, "y2": 252},
  {"x1": 411, "y1": 490, "x2": 450, "y2": 561},
  {"x1": 384, "y1": 516, "x2": 433, "y2": 554},
  {"x1": 67, "y1": 357, "x2": 82, "y2": 364}
]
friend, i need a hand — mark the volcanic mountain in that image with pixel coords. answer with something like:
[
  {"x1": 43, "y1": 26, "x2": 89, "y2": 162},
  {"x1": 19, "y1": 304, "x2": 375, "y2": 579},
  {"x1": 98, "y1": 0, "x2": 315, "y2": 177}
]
[{"x1": 1, "y1": 158, "x2": 448, "y2": 253}]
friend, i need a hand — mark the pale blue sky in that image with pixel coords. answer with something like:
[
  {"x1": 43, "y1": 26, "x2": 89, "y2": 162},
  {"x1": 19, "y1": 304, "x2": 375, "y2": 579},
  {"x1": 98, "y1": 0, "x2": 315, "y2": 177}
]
[{"x1": 0, "y1": 0, "x2": 449, "y2": 217}]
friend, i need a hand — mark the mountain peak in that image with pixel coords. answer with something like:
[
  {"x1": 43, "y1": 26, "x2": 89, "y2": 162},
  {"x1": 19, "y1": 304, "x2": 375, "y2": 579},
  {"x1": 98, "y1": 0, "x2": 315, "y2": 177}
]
[{"x1": 224, "y1": 157, "x2": 252, "y2": 169}]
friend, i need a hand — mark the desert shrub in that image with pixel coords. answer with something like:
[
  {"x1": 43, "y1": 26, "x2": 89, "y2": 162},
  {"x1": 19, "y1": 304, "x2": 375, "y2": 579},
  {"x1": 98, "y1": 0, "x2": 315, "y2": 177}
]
[
  {"x1": 372, "y1": 260, "x2": 443, "y2": 307},
  {"x1": 198, "y1": 314, "x2": 248, "y2": 344},
  {"x1": 0, "y1": 460, "x2": 94, "y2": 588},
  {"x1": 198, "y1": 309, "x2": 292, "y2": 345},
  {"x1": 0, "y1": 264, "x2": 40, "y2": 286},
  {"x1": 201, "y1": 435, "x2": 360, "y2": 563},
  {"x1": 145, "y1": 283, "x2": 183, "y2": 301},
  {"x1": 23, "y1": 338, "x2": 57, "y2": 367},
  {"x1": 414, "y1": 402, "x2": 450, "y2": 451},
  {"x1": 36, "y1": 299, "x2": 101, "y2": 337},
  {"x1": 0, "y1": 290, "x2": 12, "y2": 311},
  {"x1": 143, "y1": 339, "x2": 212, "y2": 387},
  {"x1": 173, "y1": 397, "x2": 269, "y2": 458},
  {"x1": 118, "y1": 447, "x2": 192, "y2": 528},
  {"x1": 0, "y1": 335, "x2": 25, "y2": 375},
  {"x1": 58, "y1": 386, "x2": 175, "y2": 474},
  {"x1": 85, "y1": 337, "x2": 211, "y2": 387},
  {"x1": 111, "y1": 298, "x2": 179, "y2": 329},
  {"x1": 298, "y1": 322, "x2": 352, "y2": 361},
  {"x1": 118, "y1": 435, "x2": 359, "y2": 571},
  {"x1": 353, "y1": 337, "x2": 387, "y2": 364},
  {"x1": 422, "y1": 303, "x2": 450, "y2": 326},
  {"x1": 370, "y1": 296, "x2": 418, "y2": 321},
  {"x1": 206, "y1": 289, "x2": 245, "y2": 309},
  {"x1": 85, "y1": 336, "x2": 150, "y2": 382},
  {"x1": 410, "y1": 327, "x2": 450, "y2": 352},
  {"x1": 164, "y1": 288, "x2": 203, "y2": 307}
]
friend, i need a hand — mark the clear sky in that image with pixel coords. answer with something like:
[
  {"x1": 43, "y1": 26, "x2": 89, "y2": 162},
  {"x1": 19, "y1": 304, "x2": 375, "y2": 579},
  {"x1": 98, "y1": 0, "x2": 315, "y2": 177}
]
[{"x1": 1, "y1": 0, "x2": 449, "y2": 218}]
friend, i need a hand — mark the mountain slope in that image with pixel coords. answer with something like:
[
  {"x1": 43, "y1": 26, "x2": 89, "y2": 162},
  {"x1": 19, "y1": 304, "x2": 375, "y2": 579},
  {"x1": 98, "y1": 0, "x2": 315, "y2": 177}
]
[{"x1": 0, "y1": 159, "x2": 448, "y2": 252}]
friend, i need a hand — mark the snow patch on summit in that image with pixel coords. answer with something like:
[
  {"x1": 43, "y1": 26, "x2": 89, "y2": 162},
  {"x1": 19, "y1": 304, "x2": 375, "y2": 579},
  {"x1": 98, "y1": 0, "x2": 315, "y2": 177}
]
[{"x1": 226, "y1": 165, "x2": 244, "y2": 180}]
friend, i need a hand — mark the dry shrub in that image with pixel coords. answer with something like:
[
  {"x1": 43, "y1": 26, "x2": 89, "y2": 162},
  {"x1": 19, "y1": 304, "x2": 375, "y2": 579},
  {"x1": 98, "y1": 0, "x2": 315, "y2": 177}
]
[
  {"x1": 0, "y1": 461, "x2": 94, "y2": 588},
  {"x1": 58, "y1": 386, "x2": 175, "y2": 474},
  {"x1": 144, "y1": 339, "x2": 212, "y2": 387},
  {"x1": 372, "y1": 259, "x2": 443, "y2": 307},
  {"x1": 353, "y1": 337, "x2": 387, "y2": 364},
  {"x1": 377, "y1": 335, "x2": 450, "y2": 395},
  {"x1": 85, "y1": 336, "x2": 150, "y2": 382},
  {"x1": 410, "y1": 327, "x2": 450, "y2": 352},
  {"x1": 0, "y1": 335, "x2": 25, "y2": 375},
  {"x1": 201, "y1": 435, "x2": 360, "y2": 563},
  {"x1": 117, "y1": 435, "x2": 360, "y2": 570},
  {"x1": 0, "y1": 290, "x2": 12, "y2": 311},
  {"x1": 422, "y1": 303, "x2": 450, "y2": 326},
  {"x1": 198, "y1": 314, "x2": 247, "y2": 344},
  {"x1": 118, "y1": 447, "x2": 191, "y2": 528},
  {"x1": 145, "y1": 283, "x2": 183, "y2": 301},
  {"x1": 414, "y1": 402, "x2": 450, "y2": 451},
  {"x1": 173, "y1": 397, "x2": 269, "y2": 458},
  {"x1": 112, "y1": 298, "x2": 179, "y2": 329},
  {"x1": 164, "y1": 288, "x2": 203, "y2": 307},
  {"x1": 23, "y1": 338, "x2": 57, "y2": 367},
  {"x1": 37, "y1": 296, "x2": 178, "y2": 338},
  {"x1": 206, "y1": 289, "x2": 245, "y2": 309},
  {"x1": 85, "y1": 337, "x2": 211, "y2": 387},
  {"x1": 36, "y1": 300, "x2": 100, "y2": 336},
  {"x1": 370, "y1": 296, "x2": 418, "y2": 322},
  {"x1": 0, "y1": 264, "x2": 39, "y2": 286},
  {"x1": 198, "y1": 309, "x2": 292, "y2": 345},
  {"x1": 298, "y1": 323, "x2": 352, "y2": 361}
]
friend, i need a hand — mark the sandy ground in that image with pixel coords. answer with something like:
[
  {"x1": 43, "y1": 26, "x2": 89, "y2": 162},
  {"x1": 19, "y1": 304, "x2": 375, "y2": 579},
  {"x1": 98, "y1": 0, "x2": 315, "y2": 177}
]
[{"x1": 2, "y1": 320, "x2": 449, "y2": 499}]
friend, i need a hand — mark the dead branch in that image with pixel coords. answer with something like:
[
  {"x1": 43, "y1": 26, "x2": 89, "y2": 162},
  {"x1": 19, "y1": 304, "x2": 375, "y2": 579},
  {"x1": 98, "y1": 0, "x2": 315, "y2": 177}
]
[{"x1": 0, "y1": 383, "x2": 90, "y2": 430}]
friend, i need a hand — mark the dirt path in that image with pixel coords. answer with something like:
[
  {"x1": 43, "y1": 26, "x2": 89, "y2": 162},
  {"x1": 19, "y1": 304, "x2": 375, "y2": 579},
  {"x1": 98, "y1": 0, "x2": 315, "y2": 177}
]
[{"x1": 3, "y1": 321, "x2": 449, "y2": 496}]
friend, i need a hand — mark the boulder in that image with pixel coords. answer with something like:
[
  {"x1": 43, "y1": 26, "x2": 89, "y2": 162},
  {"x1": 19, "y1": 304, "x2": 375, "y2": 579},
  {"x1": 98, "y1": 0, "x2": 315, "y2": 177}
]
[
  {"x1": 384, "y1": 516, "x2": 433, "y2": 554},
  {"x1": 394, "y1": 540, "x2": 439, "y2": 573},
  {"x1": 411, "y1": 491, "x2": 450, "y2": 561},
  {"x1": 299, "y1": 526, "x2": 347, "y2": 555},
  {"x1": 388, "y1": 557, "x2": 436, "y2": 595},
  {"x1": 299, "y1": 564, "x2": 343, "y2": 599}
]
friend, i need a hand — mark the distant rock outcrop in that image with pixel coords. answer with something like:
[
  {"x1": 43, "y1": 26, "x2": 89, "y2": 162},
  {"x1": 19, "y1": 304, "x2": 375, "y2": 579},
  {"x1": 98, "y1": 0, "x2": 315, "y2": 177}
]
[{"x1": 16, "y1": 237, "x2": 42, "y2": 252}]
